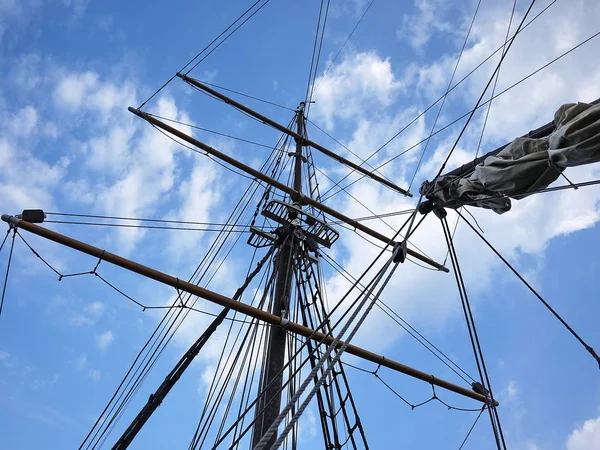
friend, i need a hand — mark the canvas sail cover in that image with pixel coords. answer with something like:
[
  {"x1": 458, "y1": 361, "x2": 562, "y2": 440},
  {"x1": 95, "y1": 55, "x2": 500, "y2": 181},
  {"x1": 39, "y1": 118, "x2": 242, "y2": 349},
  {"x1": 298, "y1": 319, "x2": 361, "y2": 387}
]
[{"x1": 421, "y1": 101, "x2": 600, "y2": 214}]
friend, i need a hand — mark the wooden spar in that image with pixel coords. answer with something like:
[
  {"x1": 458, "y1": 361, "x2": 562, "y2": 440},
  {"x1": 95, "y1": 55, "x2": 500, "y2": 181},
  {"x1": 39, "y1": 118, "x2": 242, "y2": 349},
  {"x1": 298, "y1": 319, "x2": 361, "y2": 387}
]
[
  {"x1": 1, "y1": 214, "x2": 494, "y2": 405},
  {"x1": 127, "y1": 106, "x2": 449, "y2": 273},
  {"x1": 176, "y1": 73, "x2": 412, "y2": 198}
]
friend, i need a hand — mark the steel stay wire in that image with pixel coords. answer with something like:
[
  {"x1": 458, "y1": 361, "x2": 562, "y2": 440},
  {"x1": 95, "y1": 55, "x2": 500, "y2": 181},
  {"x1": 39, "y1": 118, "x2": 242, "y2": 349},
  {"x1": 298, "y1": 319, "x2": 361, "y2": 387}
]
[
  {"x1": 458, "y1": 405, "x2": 486, "y2": 450},
  {"x1": 184, "y1": 0, "x2": 272, "y2": 76},
  {"x1": 305, "y1": 0, "x2": 331, "y2": 118},
  {"x1": 311, "y1": 0, "x2": 376, "y2": 96},
  {"x1": 44, "y1": 220, "x2": 254, "y2": 233},
  {"x1": 45, "y1": 212, "x2": 255, "y2": 228},
  {"x1": 194, "y1": 79, "x2": 295, "y2": 112}
]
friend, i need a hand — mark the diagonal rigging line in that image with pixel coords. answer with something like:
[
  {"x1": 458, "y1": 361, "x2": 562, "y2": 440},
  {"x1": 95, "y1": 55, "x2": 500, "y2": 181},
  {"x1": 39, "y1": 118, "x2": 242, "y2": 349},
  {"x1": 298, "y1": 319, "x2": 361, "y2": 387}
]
[
  {"x1": 320, "y1": 250, "x2": 476, "y2": 385},
  {"x1": 184, "y1": 0, "x2": 272, "y2": 76},
  {"x1": 458, "y1": 405, "x2": 486, "y2": 450},
  {"x1": 433, "y1": 0, "x2": 539, "y2": 180},
  {"x1": 1, "y1": 230, "x2": 16, "y2": 316},
  {"x1": 305, "y1": 0, "x2": 328, "y2": 104},
  {"x1": 320, "y1": 0, "x2": 560, "y2": 201},
  {"x1": 146, "y1": 112, "x2": 288, "y2": 152},
  {"x1": 323, "y1": 21, "x2": 599, "y2": 202},
  {"x1": 312, "y1": 0, "x2": 376, "y2": 96},
  {"x1": 456, "y1": 209, "x2": 600, "y2": 368},
  {"x1": 81, "y1": 141, "x2": 286, "y2": 449},
  {"x1": 408, "y1": 0, "x2": 482, "y2": 191},
  {"x1": 305, "y1": 0, "x2": 331, "y2": 118},
  {"x1": 307, "y1": 117, "x2": 394, "y2": 183},
  {"x1": 139, "y1": 0, "x2": 270, "y2": 109},
  {"x1": 444, "y1": 0, "x2": 517, "y2": 266},
  {"x1": 310, "y1": 163, "x2": 435, "y2": 261},
  {"x1": 193, "y1": 79, "x2": 295, "y2": 111},
  {"x1": 441, "y1": 216, "x2": 506, "y2": 450},
  {"x1": 0, "y1": 229, "x2": 10, "y2": 253},
  {"x1": 148, "y1": 120, "x2": 257, "y2": 181}
]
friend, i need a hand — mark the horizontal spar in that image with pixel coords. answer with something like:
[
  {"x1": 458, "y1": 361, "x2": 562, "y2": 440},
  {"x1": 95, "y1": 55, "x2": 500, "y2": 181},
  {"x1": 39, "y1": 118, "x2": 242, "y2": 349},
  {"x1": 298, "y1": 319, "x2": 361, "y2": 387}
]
[
  {"x1": 1, "y1": 214, "x2": 490, "y2": 405},
  {"x1": 177, "y1": 73, "x2": 412, "y2": 197},
  {"x1": 128, "y1": 107, "x2": 448, "y2": 272}
]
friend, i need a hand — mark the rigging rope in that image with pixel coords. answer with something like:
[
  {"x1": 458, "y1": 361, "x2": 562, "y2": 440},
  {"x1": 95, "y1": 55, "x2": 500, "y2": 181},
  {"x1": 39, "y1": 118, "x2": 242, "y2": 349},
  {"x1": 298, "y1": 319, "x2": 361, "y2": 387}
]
[
  {"x1": 458, "y1": 405, "x2": 486, "y2": 450},
  {"x1": 305, "y1": 0, "x2": 331, "y2": 118},
  {"x1": 79, "y1": 129, "x2": 288, "y2": 450},
  {"x1": 456, "y1": 209, "x2": 600, "y2": 368},
  {"x1": 311, "y1": 0, "x2": 376, "y2": 95},
  {"x1": 320, "y1": 0, "x2": 560, "y2": 201},
  {"x1": 322, "y1": 21, "x2": 599, "y2": 203},
  {"x1": 408, "y1": 0, "x2": 482, "y2": 191},
  {"x1": 45, "y1": 212, "x2": 254, "y2": 228},
  {"x1": 0, "y1": 229, "x2": 15, "y2": 316},
  {"x1": 443, "y1": 0, "x2": 516, "y2": 264},
  {"x1": 320, "y1": 251, "x2": 476, "y2": 385},
  {"x1": 44, "y1": 220, "x2": 252, "y2": 233},
  {"x1": 256, "y1": 255, "x2": 399, "y2": 450},
  {"x1": 139, "y1": 0, "x2": 270, "y2": 109},
  {"x1": 440, "y1": 215, "x2": 506, "y2": 450}
]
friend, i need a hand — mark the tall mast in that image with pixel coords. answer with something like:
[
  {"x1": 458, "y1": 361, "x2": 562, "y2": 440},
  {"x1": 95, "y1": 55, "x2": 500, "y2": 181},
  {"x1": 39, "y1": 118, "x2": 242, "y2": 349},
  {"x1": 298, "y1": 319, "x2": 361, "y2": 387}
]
[{"x1": 251, "y1": 102, "x2": 306, "y2": 449}]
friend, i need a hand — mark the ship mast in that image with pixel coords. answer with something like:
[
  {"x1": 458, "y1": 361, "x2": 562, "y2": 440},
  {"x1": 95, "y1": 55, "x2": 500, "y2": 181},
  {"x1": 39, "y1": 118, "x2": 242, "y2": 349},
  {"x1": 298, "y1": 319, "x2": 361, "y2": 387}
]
[{"x1": 251, "y1": 102, "x2": 306, "y2": 448}]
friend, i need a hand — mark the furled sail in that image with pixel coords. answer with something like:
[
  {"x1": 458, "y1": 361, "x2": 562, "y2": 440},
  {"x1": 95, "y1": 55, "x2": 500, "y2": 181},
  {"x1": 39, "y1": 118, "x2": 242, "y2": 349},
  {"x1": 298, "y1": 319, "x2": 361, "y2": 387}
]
[{"x1": 420, "y1": 100, "x2": 600, "y2": 214}]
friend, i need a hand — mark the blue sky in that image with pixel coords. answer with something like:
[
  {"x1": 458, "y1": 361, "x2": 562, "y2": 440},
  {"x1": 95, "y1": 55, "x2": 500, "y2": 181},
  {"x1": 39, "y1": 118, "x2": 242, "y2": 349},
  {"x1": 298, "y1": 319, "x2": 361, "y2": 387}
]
[{"x1": 1, "y1": 0, "x2": 600, "y2": 449}]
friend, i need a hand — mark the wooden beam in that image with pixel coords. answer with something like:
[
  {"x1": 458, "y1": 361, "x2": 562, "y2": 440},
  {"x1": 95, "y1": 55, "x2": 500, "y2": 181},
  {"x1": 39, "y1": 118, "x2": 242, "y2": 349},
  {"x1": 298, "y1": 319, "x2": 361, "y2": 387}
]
[
  {"x1": 128, "y1": 107, "x2": 449, "y2": 272},
  {"x1": 177, "y1": 73, "x2": 412, "y2": 197},
  {"x1": 2, "y1": 214, "x2": 492, "y2": 405}
]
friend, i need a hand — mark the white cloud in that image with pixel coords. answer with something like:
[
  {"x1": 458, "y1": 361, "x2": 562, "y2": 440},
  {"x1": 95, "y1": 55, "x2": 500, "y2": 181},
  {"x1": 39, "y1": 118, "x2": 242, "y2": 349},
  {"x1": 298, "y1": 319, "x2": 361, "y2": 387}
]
[
  {"x1": 566, "y1": 416, "x2": 600, "y2": 450},
  {"x1": 70, "y1": 301, "x2": 105, "y2": 326},
  {"x1": 503, "y1": 379, "x2": 519, "y2": 403},
  {"x1": 96, "y1": 330, "x2": 114, "y2": 351},
  {"x1": 88, "y1": 369, "x2": 101, "y2": 382},
  {"x1": 53, "y1": 72, "x2": 99, "y2": 111},
  {"x1": 397, "y1": 0, "x2": 454, "y2": 51},
  {"x1": 311, "y1": 52, "x2": 404, "y2": 130}
]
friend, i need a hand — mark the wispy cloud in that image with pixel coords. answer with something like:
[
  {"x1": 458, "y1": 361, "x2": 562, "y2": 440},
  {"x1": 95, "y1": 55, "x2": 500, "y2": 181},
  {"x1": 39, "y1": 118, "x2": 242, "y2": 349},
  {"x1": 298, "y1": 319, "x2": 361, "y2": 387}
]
[{"x1": 96, "y1": 330, "x2": 114, "y2": 351}]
